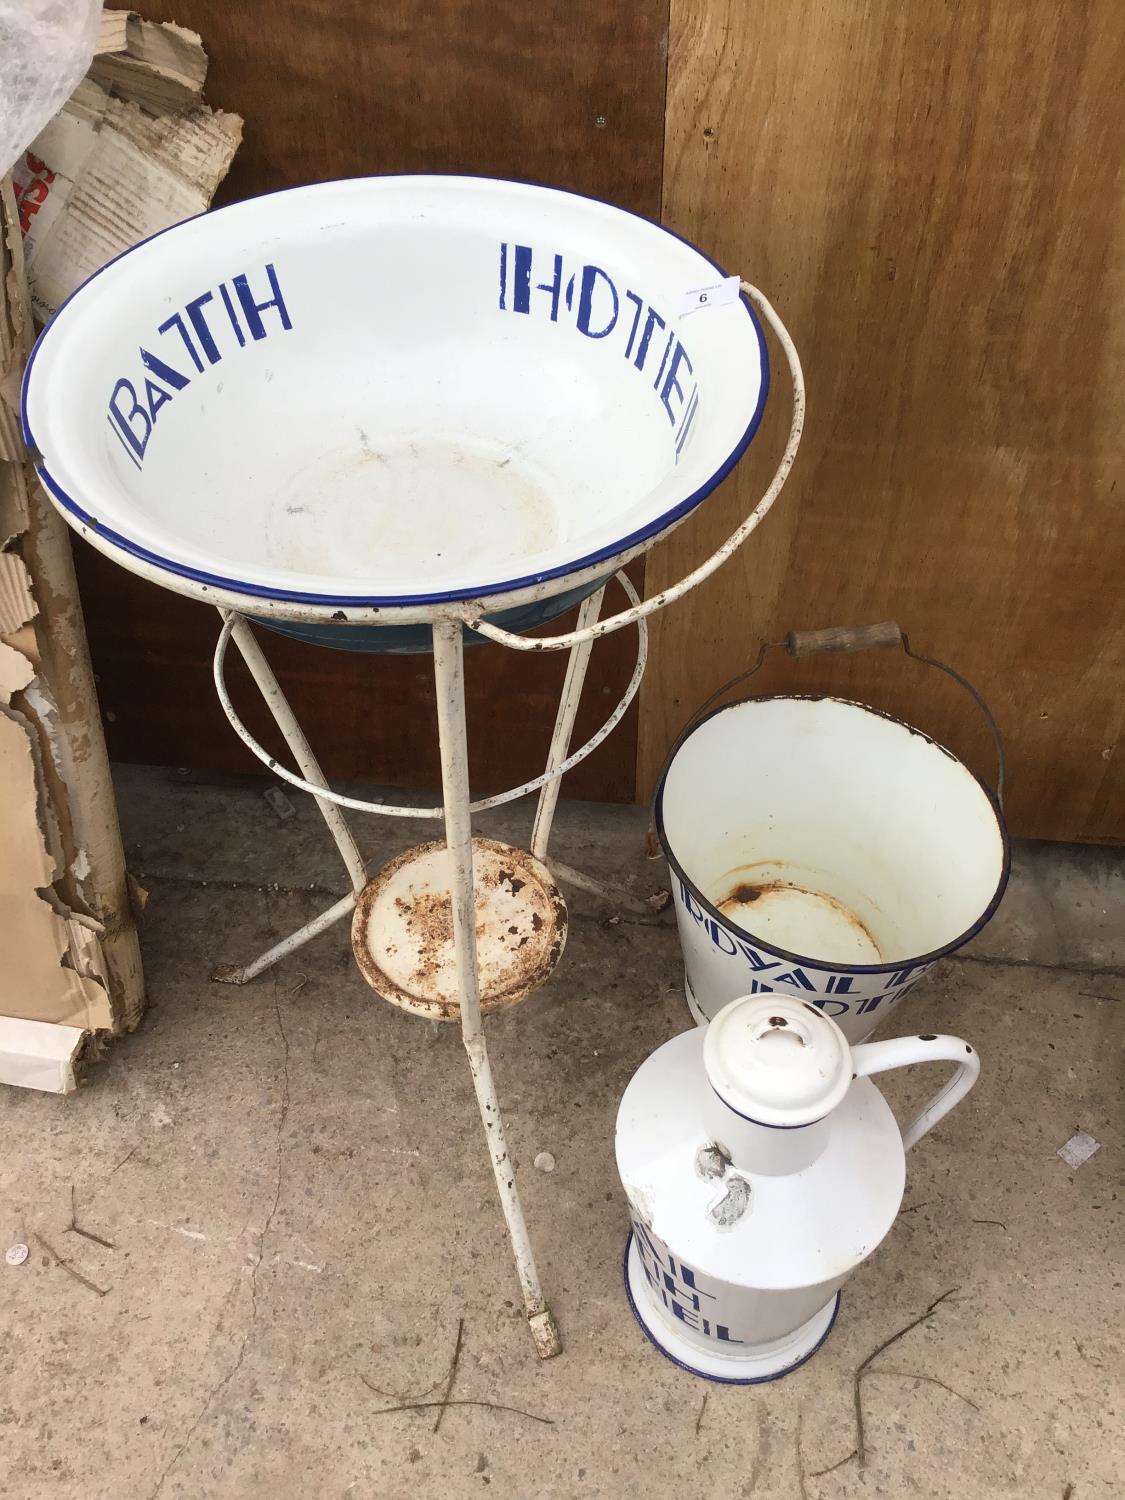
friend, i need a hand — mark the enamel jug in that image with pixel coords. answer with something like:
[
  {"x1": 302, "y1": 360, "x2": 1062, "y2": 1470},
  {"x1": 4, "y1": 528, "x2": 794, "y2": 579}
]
[{"x1": 615, "y1": 994, "x2": 979, "y2": 1382}]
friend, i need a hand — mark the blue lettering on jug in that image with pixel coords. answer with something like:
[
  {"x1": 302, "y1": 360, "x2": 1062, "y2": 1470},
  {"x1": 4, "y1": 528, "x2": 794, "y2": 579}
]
[
  {"x1": 632, "y1": 1221, "x2": 745, "y2": 1344},
  {"x1": 499, "y1": 241, "x2": 701, "y2": 462},
  {"x1": 106, "y1": 262, "x2": 292, "y2": 469}
]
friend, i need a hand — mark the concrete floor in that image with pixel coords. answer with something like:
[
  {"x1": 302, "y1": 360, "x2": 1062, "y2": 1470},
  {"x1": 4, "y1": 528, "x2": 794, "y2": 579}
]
[{"x1": 2, "y1": 764, "x2": 1122, "y2": 1500}]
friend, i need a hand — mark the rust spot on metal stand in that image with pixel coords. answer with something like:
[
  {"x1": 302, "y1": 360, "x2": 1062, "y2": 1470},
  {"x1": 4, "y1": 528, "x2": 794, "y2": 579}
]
[{"x1": 351, "y1": 837, "x2": 567, "y2": 1021}]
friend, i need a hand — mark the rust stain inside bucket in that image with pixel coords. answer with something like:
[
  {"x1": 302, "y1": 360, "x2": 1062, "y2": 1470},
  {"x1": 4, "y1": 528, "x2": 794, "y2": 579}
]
[
  {"x1": 717, "y1": 874, "x2": 882, "y2": 966},
  {"x1": 727, "y1": 881, "x2": 768, "y2": 904}
]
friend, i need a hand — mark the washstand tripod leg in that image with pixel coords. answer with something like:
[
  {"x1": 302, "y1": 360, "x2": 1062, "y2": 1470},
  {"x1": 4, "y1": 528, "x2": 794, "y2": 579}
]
[
  {"x1": 210, "y1": 611, "x2": 367, "y2": 985},
  {"x1": 530, "y1": 585, "x2": 606, "y2": 862},
  {"x1": 432, "y1": 619, "x2": 562, "y2": 1359}
]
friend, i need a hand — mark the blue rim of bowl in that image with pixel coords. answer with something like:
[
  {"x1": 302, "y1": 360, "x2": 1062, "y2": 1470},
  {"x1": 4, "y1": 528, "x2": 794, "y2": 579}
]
[
  {"x1": 623, "y1": 1232, "x2": 841, "y2": 1385},
  {"x1": 653, "y1": 691, "x2": 1012, "y2": 977},
  {"x1": 20, "y1": 173, "x2": 770, "y2": 610}
]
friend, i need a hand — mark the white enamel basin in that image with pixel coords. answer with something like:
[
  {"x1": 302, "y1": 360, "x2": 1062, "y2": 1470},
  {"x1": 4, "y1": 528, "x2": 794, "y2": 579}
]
[{"x1": 22, "y1": 175, "x2": 768, "y2": 622}]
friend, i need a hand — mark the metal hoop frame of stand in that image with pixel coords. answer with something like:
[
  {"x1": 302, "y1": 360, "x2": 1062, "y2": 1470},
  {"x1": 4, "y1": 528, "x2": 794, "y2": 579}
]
[{"x1": 207, "y1": 284, "x2": 806, "y2": 1360}]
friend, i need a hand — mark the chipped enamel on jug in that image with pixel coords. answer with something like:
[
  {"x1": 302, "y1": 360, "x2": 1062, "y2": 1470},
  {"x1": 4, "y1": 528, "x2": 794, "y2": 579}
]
[{"x1": 616, "y1": 995, "x2": 979, "y2": 1383}]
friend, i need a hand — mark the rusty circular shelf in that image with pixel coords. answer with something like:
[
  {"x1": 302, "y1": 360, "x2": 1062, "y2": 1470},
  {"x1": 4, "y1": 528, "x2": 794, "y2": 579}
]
[{"x1": 351, "y1": 837, "x2": 567, "y2": 1020}]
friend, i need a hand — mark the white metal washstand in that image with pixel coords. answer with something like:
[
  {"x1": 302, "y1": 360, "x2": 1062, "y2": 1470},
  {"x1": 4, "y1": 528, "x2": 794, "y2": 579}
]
[{"x1": 21, "y1": 176, "x2": 804, "y2": 1359}]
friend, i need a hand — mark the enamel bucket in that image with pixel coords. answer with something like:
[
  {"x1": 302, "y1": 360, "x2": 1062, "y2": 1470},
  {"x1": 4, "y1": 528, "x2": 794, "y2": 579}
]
[{"x1": 655, "y1": 624, "x2": 1010, "y2": 1042}]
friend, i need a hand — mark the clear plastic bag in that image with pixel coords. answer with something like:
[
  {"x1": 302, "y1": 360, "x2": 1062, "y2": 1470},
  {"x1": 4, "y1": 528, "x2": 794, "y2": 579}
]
[{"x1": 0, "y1": 0, "x2": 101, "y2": 176}]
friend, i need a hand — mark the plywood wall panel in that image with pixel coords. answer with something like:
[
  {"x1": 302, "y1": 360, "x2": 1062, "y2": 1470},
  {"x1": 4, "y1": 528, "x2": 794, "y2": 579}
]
[{"x1": 644, "y1": 0, "x2": 1124, "y2": 840}]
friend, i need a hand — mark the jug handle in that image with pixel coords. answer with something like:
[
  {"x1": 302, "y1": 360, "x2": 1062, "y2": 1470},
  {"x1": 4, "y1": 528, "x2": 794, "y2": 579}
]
[{"x1": 849, "y1": 1035, "x2": 980, "y2": 1152}]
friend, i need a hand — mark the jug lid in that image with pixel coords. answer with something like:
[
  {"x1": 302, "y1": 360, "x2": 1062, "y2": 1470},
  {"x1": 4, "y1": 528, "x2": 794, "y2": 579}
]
[{"x1": 703, "y1": 995, "x2": 852, "y2": 1127}]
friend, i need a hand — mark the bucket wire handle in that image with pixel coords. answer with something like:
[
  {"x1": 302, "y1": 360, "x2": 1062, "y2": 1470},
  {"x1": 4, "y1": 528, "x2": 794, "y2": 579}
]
[
  {"x1": 655, "y1": 621, "x2": 1004, "y2": 810},
  {"x1": 783, "y1": 622, "x2": 1004, "y2": 806}
]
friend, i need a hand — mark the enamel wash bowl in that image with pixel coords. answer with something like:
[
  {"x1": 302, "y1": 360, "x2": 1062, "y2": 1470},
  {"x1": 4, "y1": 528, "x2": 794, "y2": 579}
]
[{"x1": 22, "y1": 175, "x2": 768, "y2": 646}]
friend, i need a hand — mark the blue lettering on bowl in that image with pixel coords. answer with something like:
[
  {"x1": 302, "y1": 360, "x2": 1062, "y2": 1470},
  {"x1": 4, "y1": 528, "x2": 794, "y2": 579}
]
[
  {"x1": 106, "y1": 262, "x2": 291, "y2": 469},
  {"x1": 500, "y1": 241, "x2": 702, "y2": 464}
]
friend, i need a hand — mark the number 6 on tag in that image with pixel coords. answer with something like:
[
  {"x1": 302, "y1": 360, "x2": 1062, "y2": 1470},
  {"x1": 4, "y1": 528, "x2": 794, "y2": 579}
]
[{"x1": 679, "y1": 275, "x2": 741, "y2": 318}]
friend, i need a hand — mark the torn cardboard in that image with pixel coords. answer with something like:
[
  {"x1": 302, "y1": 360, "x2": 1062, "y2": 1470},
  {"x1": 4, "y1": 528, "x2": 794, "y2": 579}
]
[
  {"x1": 0, "y1": 643, "x2": 111, "y2": 1030},
  {"x1": 0, "y1": 549, "x2": 36, "y2": 631},
  {"x1": 90, "y1": 12, "x2": 209, "y2": 115},
  {"x1": 0, "y1": 454, "x2": 29, "y2": 544},
  {"x1": 0, "y1": 635, "x2": 33, "y2": 697},
  {"x1": 0, "y1": 172, "x2": 30, "y2": 463},
  {"x1": 11, "y1": 20, "x2": 241, "y2": 321}
]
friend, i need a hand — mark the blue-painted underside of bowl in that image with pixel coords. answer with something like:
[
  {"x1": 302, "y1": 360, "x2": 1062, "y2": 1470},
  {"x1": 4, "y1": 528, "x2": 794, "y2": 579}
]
[{"x1": 251, "y1": 574, "x2": 610, "y2": 654}]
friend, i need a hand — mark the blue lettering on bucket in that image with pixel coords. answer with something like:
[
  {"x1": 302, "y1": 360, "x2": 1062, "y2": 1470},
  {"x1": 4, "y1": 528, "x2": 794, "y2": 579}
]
[
  {"x1": 707, "y1": 919, "x2": 739, "y2": 956},
  {"x1": 810, "y1": 999, "x2": 851, "y2": 1017},
  {"x1": 678, "y1": 878, "x2": 785, "y2": 975},
  {"x1": 499, "y1": 241, "x2": 701, "y2": 463},
  {"x1": 678, "y1": 880, "x2": 711, "y2": 930},
  {"x1": 738, "y1": 945, "x2": 782, "y2": 973},
  {"x1": 824, "y1": 975, "x2": 855, "y2": 994},
  {"x1": 677, "y1": 875, "x2": 938, "y2": 1020},
  {"x1": 772, "y1": 968, "x2": 817, "y2": 992},
  {"x1": 888, "y1": 965, "x2": 925, "y2": 988},
  {"x1": 854, "y1": 974, "x2": 925, "y2": 1013},
  {"x1": 106, "y1": 263, "x2": 292, "y2": 468}
]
